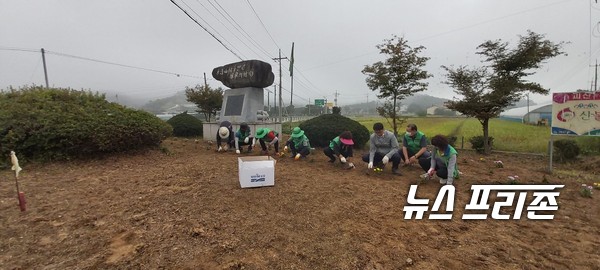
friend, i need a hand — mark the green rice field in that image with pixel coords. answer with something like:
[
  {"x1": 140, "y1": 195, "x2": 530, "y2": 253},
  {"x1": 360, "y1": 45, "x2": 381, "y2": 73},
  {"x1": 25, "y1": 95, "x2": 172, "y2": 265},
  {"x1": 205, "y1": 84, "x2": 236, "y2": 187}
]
[{"x1": 285, "y1": 116, "x2": 600, "y2": 154}]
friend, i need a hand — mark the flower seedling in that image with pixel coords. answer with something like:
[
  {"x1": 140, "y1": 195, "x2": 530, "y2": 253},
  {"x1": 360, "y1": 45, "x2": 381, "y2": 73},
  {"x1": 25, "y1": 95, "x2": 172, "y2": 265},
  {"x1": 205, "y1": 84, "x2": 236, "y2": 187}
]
[
  {"x1": 580, "y1": 184, "x2": 593, "y2": 198},
  {"x1": 494, "y1": 160, "x2": 504, "y2": 168}
]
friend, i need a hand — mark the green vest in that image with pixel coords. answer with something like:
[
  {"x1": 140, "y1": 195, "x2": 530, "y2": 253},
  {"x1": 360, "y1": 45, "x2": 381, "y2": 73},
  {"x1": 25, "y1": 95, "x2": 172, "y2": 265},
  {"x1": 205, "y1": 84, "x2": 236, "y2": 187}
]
[
  {"x1": 329, "y1": 136, "x2": 340, "y2": 150},
  {"x1": 404, "y1": 131, "x2": 424, "y2": 154},
  {"x1": 293, "y1": 135, "x2": 310, "y2": 149},
  {"x1": 237, "y1": 128, "x2": 250, "y2": 140},
  {"x1": 437, "y1": 145, "x2": 459, "y2": 179}
]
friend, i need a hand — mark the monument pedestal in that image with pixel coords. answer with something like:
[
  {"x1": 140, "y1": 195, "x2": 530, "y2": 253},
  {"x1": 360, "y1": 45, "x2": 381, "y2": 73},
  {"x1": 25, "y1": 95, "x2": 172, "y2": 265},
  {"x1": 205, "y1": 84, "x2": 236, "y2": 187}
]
[{"x1": 219, "y1": 87, "x2": 264, "y2": 123}]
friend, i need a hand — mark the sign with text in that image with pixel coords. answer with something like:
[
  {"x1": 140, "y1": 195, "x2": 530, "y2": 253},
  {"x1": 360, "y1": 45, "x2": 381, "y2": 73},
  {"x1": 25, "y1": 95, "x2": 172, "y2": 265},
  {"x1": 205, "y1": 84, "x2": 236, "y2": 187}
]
[
  {"x1": 551, "y1": 92, "x2": 600, "y2": 135},
  {"x1": 314, "y1": 99, "x2": 325, "y2": 106}
]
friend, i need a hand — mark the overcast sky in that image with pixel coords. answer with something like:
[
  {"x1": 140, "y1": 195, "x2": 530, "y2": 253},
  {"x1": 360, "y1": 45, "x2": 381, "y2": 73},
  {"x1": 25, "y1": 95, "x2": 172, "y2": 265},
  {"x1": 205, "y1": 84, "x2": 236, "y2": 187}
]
[{"x1": 1, "y1": 0, "x2": 598, "y2": 107}]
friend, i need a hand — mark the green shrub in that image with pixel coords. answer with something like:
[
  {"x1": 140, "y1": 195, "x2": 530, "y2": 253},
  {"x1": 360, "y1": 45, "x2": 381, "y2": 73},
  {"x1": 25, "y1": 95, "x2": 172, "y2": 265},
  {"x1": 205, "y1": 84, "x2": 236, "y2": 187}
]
[
  {"x1": 332, "y1": 106, "x2": 341, "y2": 115},
  {"x1": 0, "y1": 86, "x2": 172, "y2": 162},
  {"x1": 469, "y1": 135, "x2": 494, "y2": 153},
  {"x1": 553, "y1": 139, "x2": 580, "y2": 163},
  {"x1": 299, "y1": 114, "x2": 370, "y2": 148},
  {"x1": 166, "y1": 112, "x2": 203, "y2": 137}
]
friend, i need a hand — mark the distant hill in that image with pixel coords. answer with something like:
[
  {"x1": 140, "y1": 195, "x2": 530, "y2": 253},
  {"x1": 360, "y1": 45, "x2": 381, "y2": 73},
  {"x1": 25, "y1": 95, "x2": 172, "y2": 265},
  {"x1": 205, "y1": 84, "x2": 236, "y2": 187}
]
[
  {"x1": 342, "y1": 94, "x2": 450, "y2": 115},
  {"x1": 140, "y1": 91, "x2": 192, "y2": 114},
  {"x1": 341, "y1": 94, "x2": 535, "y2": 115},
  {"x1": 104, "y1": 92, "x2": 147, "y2": 108}
]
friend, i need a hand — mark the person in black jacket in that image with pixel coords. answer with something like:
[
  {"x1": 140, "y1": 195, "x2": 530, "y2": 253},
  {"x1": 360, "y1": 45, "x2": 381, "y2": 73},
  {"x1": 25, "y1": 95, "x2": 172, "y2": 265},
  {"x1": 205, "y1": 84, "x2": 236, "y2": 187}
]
[{"x1": 216, "y1": 121, "x2": 234, "y2": 152}]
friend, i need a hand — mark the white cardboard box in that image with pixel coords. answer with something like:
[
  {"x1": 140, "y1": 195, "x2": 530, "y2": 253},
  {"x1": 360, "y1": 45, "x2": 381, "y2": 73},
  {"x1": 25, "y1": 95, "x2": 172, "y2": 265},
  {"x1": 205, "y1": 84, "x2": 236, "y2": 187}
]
[{"x1": 238, "y1": 156, "x2": 276, "y2": 188}]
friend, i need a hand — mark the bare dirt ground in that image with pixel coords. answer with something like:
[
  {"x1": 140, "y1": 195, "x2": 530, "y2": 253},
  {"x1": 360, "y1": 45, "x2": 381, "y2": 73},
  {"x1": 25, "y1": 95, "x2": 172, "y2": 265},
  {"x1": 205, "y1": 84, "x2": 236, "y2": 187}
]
[{"x1": 1, "y1": 137, "x2": 599, "y2": 269}]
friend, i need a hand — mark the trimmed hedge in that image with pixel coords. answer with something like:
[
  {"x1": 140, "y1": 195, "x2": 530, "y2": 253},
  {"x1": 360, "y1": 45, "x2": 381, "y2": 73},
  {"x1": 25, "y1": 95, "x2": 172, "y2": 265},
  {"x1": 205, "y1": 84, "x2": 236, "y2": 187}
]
[
  {"x1": 299, "y1": 114, "x2": 370, "y2": 148},
  {"x1": 0, "y1": 86, "x2": 172, "y2": 162},
  {"x1": 166, "y1": 112, "x2": 203, "y2": 137}
]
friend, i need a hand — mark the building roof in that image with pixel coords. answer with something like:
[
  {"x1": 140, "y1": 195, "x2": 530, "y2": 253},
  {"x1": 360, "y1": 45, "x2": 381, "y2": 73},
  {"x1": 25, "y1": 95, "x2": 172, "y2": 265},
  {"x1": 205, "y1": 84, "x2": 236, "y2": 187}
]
[{"x1": 500, "y1": 104, "x2": 552, "y2": 117}]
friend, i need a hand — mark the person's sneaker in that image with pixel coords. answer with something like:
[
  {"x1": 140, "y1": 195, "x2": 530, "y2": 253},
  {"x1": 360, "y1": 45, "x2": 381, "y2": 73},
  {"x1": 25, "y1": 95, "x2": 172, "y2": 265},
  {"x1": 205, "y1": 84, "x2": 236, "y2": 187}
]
[
  {"x1": 328, "y1": 158, "x2": 336, "y2": 163},
  {"x1": 439, "y1": 177, "x2": 447, "y2": 185},
  {"x1": 446, "y1": 179, "x2": 454, "y2": 185},
  {"x1": 392, "y1": 167, "x2": 402, "y2": 175}
]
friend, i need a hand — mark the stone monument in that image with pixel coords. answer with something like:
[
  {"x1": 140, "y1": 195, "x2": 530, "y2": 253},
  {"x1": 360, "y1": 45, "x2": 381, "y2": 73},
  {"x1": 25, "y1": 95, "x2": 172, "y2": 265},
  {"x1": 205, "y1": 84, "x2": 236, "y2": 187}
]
[
  {"x1": 212, "y1": 60, "x2": 274, "y2": 123},
  {"x1": 203, "y1": 59, "x2": 281, "y2": 141}
]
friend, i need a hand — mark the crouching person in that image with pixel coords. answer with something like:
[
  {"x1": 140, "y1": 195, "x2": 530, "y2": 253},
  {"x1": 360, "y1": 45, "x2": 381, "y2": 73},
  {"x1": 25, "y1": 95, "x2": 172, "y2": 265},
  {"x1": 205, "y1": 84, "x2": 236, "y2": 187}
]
[
  {"x1": 216, "y1": 121, "x2": 235, "y2": 152},
  {"x1": 362, "y1": 122, "x2": 402, "y2": 175},
  {"x1": 419, "y1": 135, "x2": 459, "y2": 185},
  {"x1": 235, "y1": 122, "x2": 254, "y2": 154},
  {"x1": 324, "y1": 131, "x2": 354, "y2": 168},
  {"x1": 285, "y1": 127, "x2": 310, "y2": 160},
  {"x1": 255, "y1": 127, "x2": 279, "y2": 155}
]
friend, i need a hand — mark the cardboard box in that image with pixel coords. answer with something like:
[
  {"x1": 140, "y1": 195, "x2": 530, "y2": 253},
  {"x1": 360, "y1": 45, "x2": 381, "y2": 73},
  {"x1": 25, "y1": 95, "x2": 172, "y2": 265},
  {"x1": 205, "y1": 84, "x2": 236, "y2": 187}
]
[{"x1": 238, "y1": 156, "x2": 276, "y2": 188}]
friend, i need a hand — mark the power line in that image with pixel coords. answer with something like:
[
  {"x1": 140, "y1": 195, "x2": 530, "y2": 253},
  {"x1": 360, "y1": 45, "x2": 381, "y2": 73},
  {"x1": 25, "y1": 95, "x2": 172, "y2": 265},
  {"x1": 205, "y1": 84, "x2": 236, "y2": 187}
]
[
  {"x1": 45, "y1": 50, "x2": 203, "y2": 79},
  {"x1": 191, "y1": 0, "x2": 269, "y2": 60},
  {"x1": 303, "y1": 0, "x2": 574, "y2": 72},
  {"x1": 169, "y1": 0, "x2": 242, "y2": 60},
  {"x1": 245, "y1": 0, "x2": 280, "y2": 50},
  {"x1": 1, "y1": 46, "x2": 205, "y2": 79},
  {"x1": 242, "y1": 0, "x2": 327, "y2": 97},
  {"x1": 0, "y1": 46, "x2": 39, "y2": 53},
  {"x1": 180, "y1": 0, "x2": 248, "y2": 59},
  {"x1": 208, "y1": 0, "x2": 273, "y2": 59}
]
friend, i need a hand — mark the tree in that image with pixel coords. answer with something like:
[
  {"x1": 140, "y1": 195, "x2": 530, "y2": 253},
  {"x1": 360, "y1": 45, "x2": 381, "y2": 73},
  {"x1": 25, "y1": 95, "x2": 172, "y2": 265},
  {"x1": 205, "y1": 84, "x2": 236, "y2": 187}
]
[
  {"x1": 185, "y1": 85, "x2": 223, "y2": 122},
  {"x1": 332, "y1": 106, "x2": 341, "y2": 115},
  {"x1": 376, "y1": 101, "x2": 407, "y2": 134},
  {"x1": 443, "y1": 31, "x2": 565, "y2": 154},
  {"x1": 303, "y1": 104, "x2": 321, "y2": 116},
  {"x1": 362, "y1": 35, "x2": 432, "y2": 136}
]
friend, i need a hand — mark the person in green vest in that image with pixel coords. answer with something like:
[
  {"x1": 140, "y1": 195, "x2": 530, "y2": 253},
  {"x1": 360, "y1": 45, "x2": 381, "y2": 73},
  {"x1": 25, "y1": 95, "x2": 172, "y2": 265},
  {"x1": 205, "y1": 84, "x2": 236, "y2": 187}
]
[
  {"x1": 402, "y1": 124, "x2": 431, "y2": 166},
  {"x1": 420, "y1": 134, "x2": 459, "y2": 185},
  {"x1": 255, "y1": 127, "x2": 280, "y2": 155},
  {"x1": 324, "y1": 131, "x2": 354, "y2": 168},
  {"x1": 234, "y1": 122, "x2": 254, "y2": 154},
  {"x1": 285, "y1": 127, "x2": 311, "y2": 160}
]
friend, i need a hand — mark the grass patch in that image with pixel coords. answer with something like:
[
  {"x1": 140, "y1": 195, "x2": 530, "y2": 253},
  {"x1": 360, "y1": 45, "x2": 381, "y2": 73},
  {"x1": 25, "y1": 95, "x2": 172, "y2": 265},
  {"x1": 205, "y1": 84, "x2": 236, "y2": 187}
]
[{"x1": 353, "y1": 116, "x2": 564, "y2": 154}]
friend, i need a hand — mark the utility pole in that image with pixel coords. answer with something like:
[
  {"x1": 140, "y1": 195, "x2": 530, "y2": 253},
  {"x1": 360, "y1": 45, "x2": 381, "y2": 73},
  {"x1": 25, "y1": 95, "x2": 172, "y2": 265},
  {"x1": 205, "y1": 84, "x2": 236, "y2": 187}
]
[
  {"x1": 273, "y1": 49, "x2": 287, "y2": 122},
  {"x1": 41, "y1": 48, "x2": 49, "y2": 88},
  {"x1": 265, "y1": 89, "x2": 271, "y2": 111},
  {"x1": 590, "y1": 60, "x2": 599, "y2": 91},
  {"x1": 203, "y1": 72, "x2": 208, "y2": 89},
  {"x1": 594, "y1": 60, "x2": 598, "y2": 92},
  {"x1": 308, "y1": 98, "x2": 311, "y2": 115},
  {"x1": 273, "y1": 84, "x2": 277, "y2": 113},
  {"x1": 290, "y1": 42, "x2": 295, "y2": 107},
  {"x1": 334, "y1": 90, "x2": 340, "y2": 106}
]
